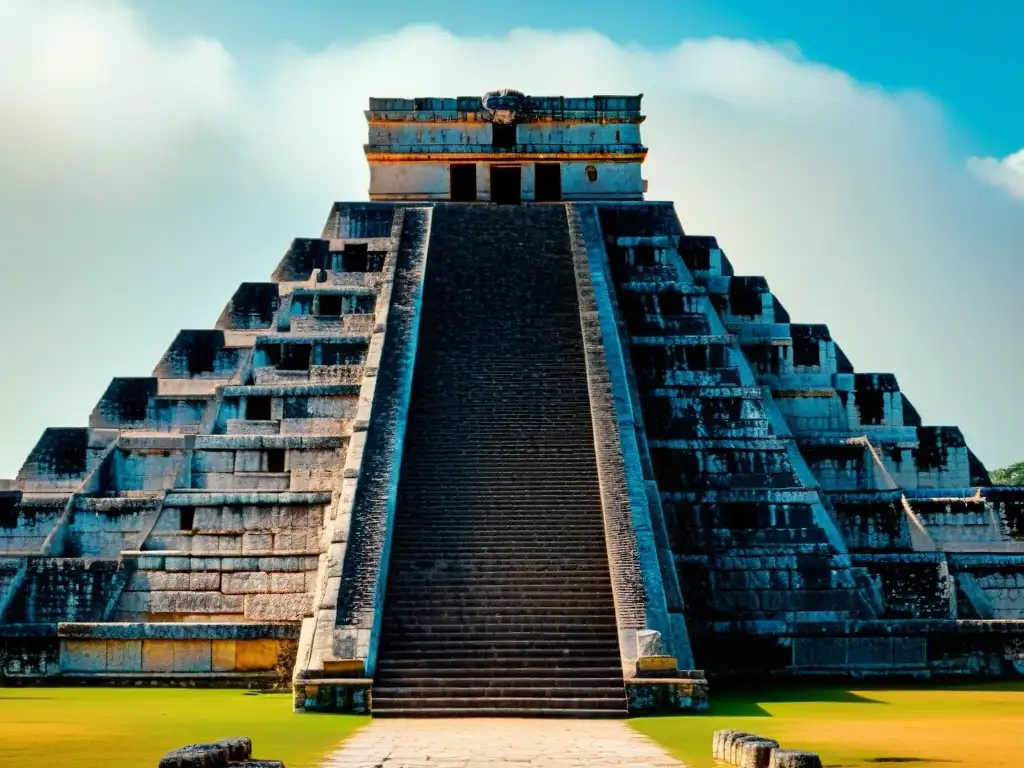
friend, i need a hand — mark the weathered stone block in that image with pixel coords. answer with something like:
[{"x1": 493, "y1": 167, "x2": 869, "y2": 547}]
[
  {"x1": 243, "y1": 507, "x2": 276, "y2": 530},
  {"x1": 636, "y1": 655, "x2": 677, "y2": 676},
  {"x1": 259, "y1": 557, "x2": 300, "y2": 572},
  {"x1": 893, "y1": 636, "x2": 928, "y2": 666},
  {"x1": 322, "y1": 658, "x2": 365, "y2": 676},
  {"x1": 192, "y1": 535, "x2": 222, "y2": 554},
  {"x1": 714, "y1": 730, "x2": 748, "y2": 760},
  {"x1": 117, "y1": 590, "x2": 151, "y2": 613},
  {"x1": 193, "y1": 506, "x2": 225, "y2": 529},
  {"x1": 174, "y1": 640, "x2": 212, "y2": 672},
  {"x1": 243, "y1": 533, "x2": 273, "y2": 553},
  {"x1": 274, "y1": 531, "x2": 312, "y2": 552},
  {"x1": 190, "y1": 572, "x2": 221, "y2": 592},
  {"x1": 212, "y1": 640, "x2": 237, "y2": 672},
  {"x1": 769, "y1": 750, "x2": 822, "y2": 768},
  {"x1": 221, "y1": 507, "x2": 243, "y2": 529},
  {"x1": 217, "y1": 738, "x2": 252, "y2": 762},
  {"x1": 142, "y1": 640, "x2": 176, "y2": 672},
  {"x1": 106, "y1": 639, "x2": 142, "y2": 672},
  {"x1": 848, "y1": 637, "x2": 893, "y2": 668},
  {"x1": 220, "y1": 557, "x2": 260, "y2": 571},
  {"x1": 157, "y1": 737, "x2": 250, "y2": 768},
  {"x1": 738, "y1": 737, "x2": 779, "y2": 768},
  {"x1": 146, "y1": 571, "x2": 192, "y2": 591},
  {"x1": 62, "y1": 640, "x2": 107, "y2": 673},
  {"x1": 223, "y1": 572, "x2": 269, "y2": 595},
  {"x1": 151, "y1": 592, "x2": 244, "y2": 614},
  {"x1": 191, "y1": 557, "x2": 222, "y2": 571},
  {"x1": 270, "y1": 572, "x2": 306, "y2": 593},
  {"x1": 235, "y1": 639, "x2": 281, "y2": 671},
  {"x1": 637, "y1": 629, "x2": 666, "y2": 657},
  {"x1": 793, "y1": 637, "x2": 846, "y2": 668},
  {"x1": 245, "y1": 593, "x2": 308, "y2": 621}
]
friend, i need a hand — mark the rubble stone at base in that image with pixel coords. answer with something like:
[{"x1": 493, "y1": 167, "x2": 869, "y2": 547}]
[
  {"x1": 293, "y1": 678, "x2": 371, "y2": 714},
  {"x1": 626, "y1": 676, "x2": 709, "y2": 713}
]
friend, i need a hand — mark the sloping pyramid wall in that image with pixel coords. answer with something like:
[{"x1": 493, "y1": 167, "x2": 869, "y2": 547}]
[
  {"x1": 592, "y1": 201, "x2": 1024, "y2": 679},
  {"x1": 0, "y1": 203, "x2": 407, "y2": 685},
  {"x1": 3, "y1": 199, "x2": 1024, "y2": 701}
]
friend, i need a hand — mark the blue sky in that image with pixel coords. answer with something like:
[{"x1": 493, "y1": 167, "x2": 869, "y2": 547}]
[
  {"x1": 1, "y1": 0, "x2": 1023, "y2": 476},
  {"x1": 134, "y1": 0, "x2": 1023, "y2": 157}
]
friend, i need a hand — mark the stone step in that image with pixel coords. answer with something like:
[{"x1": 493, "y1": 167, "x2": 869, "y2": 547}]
[
  {"x1": 388, "y1": 569, "x2": 611, "y2": 580},
  {"x1": 383, "y1": 618, "x2": 619, "y2": 632},
  {"x1": 371, "y1": 707, "x2": 626, "y2": 718},
  {"x1": 392, "y1": 536, "x2": 605, "y2": 546},
  {"x1": 375, "y1": 662, "x2": 623, "y2": 676},
  {"x1": 376, "y1": 646, "x2": 622, "y2": 661},
  {"x1": 385, "y1": 561, "x2": 606, "y2": 573},
  {"x1": 381, "y1": 598, "x2": 615, "y2": 610},
  {"x1": 387, "y1": 548, "x2": 609, "y2": 560},
  {"x1": 370, "y1": 695, "x2": 626, "y2": 711},
  {"x1": 383, "y1": 588, "x2": 615, "y2": 598},
  {"x1": 373, "y1": 685, "x2": 626, "y2": 699},
  {"x1": 381, "y1": 626, "x2": 620, "y2": 640},
  {"x1": 374, "y1": 205, "x2": 618, "y2": 714}
]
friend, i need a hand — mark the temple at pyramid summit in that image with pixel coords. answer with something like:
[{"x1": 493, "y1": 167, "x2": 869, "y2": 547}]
[{"x1": 4, "y1": 89, "x2": 1024, "y2": 716}]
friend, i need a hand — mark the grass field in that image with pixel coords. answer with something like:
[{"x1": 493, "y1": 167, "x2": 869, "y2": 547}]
[
  {"x1": 0, "y1": 688, "x2": 365, "y2": 768},
  {"x1": 4, "y1": 684, "x2": 1024, "y2": 767},
  {"x1": 632, "y1": 682, "x2": 1024, "y2": 768}
]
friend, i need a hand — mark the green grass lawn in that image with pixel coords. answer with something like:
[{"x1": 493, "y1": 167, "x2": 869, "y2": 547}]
[
  {"x1": 6, "y1": 684, "x2": 1024, "y2": 767},
  {"x1": 632, "y1": 682, "x2": 1024, "y2": 768},
  {"x1": 0, "y1": 688, "x2": 365, "y2": 768}
]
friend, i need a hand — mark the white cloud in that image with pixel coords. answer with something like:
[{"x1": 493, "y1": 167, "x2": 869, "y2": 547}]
[
  {"x1": 969, "y1": 148, "x2": 1024, "y2": 199},
  {"x1": 1, "y1": 2, "x2": 1023, "y2": 477},
  {"x1": 0, "y1": 0, "x2": 235, "y2": 202}
]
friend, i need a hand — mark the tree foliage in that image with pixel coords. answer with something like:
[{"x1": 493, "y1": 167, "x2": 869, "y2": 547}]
[{"x1": 991, "y1": 461, "x2": 1024, "y2": 486}]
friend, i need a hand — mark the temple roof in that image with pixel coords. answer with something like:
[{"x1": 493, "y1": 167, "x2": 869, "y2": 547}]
[{"x1": 366, "y1": 93, "x2": 644, "y2": 123}]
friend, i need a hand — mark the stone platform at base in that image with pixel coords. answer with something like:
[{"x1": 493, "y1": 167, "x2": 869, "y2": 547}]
[
  {"x1": 0, "y1": 622, "x2": 298, "y2": 686},
  {"x1": 293, "y1": 676, "x2": 709, "y2": 715}
]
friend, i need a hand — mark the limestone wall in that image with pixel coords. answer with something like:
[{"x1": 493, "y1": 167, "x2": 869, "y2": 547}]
[{"x1": 368, "y1": 160, "x2": 644, "y2": 202}]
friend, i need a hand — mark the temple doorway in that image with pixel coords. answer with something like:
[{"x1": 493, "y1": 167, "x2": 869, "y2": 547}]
[
  {"x1": 450, "y1": 164, "x2": 477, "y2": 202},
  {"x1": 490, "y1": 166, "x2": 522, "y2": 205},
  {"x1": 534, "y1": 163, "x2": 562, "y2": 202}
]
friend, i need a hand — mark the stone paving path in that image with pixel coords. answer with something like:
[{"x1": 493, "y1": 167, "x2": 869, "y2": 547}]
[{"x1": 321, "y1": 718, "x2": 687, "y2": 767}]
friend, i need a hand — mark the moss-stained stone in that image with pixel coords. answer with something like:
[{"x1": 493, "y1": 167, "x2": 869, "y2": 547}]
[{"x1": 626, "y1": 677, "x2": 710, "y2": 714}]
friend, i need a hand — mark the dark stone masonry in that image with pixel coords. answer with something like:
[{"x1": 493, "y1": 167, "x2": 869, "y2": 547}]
[{"x1": 3, "y1": 90, "x2": 1024, "y2": 716}]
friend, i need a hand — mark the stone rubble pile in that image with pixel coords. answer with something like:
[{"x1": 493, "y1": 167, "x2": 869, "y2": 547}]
[{"x1": 158, "y1": 737, "x2": 284, "y2": 768}]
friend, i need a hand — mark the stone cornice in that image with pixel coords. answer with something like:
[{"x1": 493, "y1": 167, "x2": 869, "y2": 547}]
[{"x1": 365, "y1": 148, "x2": 648, "y2": 163}]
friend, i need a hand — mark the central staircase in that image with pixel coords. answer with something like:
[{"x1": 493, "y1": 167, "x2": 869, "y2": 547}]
[{"x1": 373, "y1": 204, "x2": 627, "y2": 716}]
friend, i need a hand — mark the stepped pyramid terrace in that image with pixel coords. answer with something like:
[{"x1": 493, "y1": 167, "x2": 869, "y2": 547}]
[{"x1": 3, "y1": 89, "x2": 1024, "y2": 717}]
